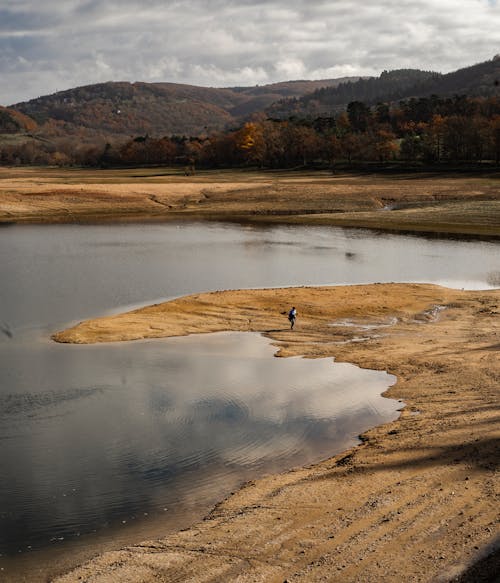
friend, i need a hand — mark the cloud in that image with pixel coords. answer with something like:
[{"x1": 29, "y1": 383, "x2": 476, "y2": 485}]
[{"x1": 0, "y1": 0, "x2": 499, "y2": 104}]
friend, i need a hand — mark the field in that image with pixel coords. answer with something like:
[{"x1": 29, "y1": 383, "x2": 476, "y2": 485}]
[{"x1": 0, "y1": 166, "x2": 499, "y2": 236}]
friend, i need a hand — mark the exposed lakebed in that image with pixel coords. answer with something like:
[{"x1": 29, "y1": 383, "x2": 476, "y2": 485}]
[{"x1": 0, "y1": 222, "x2": 498, "y2": 577}]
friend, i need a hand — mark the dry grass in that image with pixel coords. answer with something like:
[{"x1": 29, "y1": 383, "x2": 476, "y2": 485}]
[{"x1": 1, "y1": 166, "x2": 499, "y2": 236}]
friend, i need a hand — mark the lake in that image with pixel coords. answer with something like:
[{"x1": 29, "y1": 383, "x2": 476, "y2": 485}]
[{"x1": 0, "y1": 222, "x2": 498, "y2": 579}]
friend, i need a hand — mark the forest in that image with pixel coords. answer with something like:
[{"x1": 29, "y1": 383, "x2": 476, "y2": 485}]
[{"x1": 1, "y1": 95, "x2": 499, "y2": 169}]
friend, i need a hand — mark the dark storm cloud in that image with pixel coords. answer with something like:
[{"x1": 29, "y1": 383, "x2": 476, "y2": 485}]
[{"x1": 0, "y1": 0, "x2": 499, "y2": 105}]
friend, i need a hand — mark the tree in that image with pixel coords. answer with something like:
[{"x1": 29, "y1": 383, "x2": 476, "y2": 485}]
[
  {"x1": 261, "y1": 121, "x2": 287, "y2": 168},
  {"x1": 335, "y1": 111, "x2": 351, "y2": 136},
  {"x1": 347, "y1": 101, "x2": 372, "y2": 132},
  {"x1": 234, "y1": 122, "x2": 265, "y2": 166},
  {"x1": 284, "y1": 125, "x2": 321, "y2": 166},
  {"x1": 425, "y1": 115, "x2": 446, "y2": 161},
  {"x1": 442, "y1": 116, "x2": 468, "y2": 161},
  {"x1": 341, "y1": 133, "x2": 363, "y2": 164},
  {"x1": 400, "y1": 134, "x2": 424, "y2": 161},
  {"x1": 327, "y1": 135, "x2": 342, "y2": 171},
  {"x1": 372, "y1": 129, "x2": 399, "y2": 161},
  {"x1": 375, "y1": 102, "x2": 391, "y2": 125}
]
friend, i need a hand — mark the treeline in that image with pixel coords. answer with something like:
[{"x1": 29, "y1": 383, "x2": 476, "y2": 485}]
[
  {"x1": 269, "y1": 69, "x2": 440, "y2": 118},
  {"x1": 1, "y1": 95, "x2": 499, "y2": 168}
]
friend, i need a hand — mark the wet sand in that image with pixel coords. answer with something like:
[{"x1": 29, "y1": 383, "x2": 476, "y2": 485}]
[
  {"x1": 52, "y1": 283, "x2": 500, "y2": 582},
  {"x1": 1, "y1": 167, "x2": 499, "y2": 236}
]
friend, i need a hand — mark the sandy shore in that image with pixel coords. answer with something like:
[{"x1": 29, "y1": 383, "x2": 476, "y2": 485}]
[
  {"x1": 51, "y1": 283, "x2": 500, "y2": 582},
  {"x1": 1, "y1": 167, "x2": 499, "y2": 236}
]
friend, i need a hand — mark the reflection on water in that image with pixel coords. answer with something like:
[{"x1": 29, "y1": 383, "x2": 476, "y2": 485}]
[
  {"x1": 486, "y1": 270, "x2": 500, "y2": 287},
  {"x1": 0, "y1": 332, "x2": 397, "y2": 559}
]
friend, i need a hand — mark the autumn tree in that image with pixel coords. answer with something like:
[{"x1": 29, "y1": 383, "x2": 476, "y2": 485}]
[
  {"x1": 260, "y1": 121, "x2": 287, "y2": 168},
  {"x1": 424, "y1": 114, "x2": 446, "y2": 161},
  {"x1": 234, "y1": 122, "x2": 265, "y2": 166},
  {"x1": 372, "y1": 129, "x2": 399, "y2": 161},
  {"x1": 327, "y1": 134, "x2": 342, "y2": 172}
]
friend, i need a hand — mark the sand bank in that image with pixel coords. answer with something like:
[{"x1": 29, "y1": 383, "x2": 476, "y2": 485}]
[{"x1": 52, "y1": 283, "x2": 500, "y2": 582}]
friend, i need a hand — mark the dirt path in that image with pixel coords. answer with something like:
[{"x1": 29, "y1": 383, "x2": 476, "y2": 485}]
[{"x1": 52, "y1": 284, "x2": 500, "y2": 582}]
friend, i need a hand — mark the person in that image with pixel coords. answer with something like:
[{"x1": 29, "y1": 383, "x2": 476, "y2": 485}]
[{"x1": 288, "y1": 306, "x2": 297, "y2": 329}]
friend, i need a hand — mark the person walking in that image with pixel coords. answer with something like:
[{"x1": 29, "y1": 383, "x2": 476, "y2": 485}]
[{"x1": 288, "y1": 306, "x2": 297, "y2": 329}]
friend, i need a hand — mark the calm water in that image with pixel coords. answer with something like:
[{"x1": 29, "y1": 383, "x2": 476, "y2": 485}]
[{"x1": 0, "y1": 222, "x2": 498, "y2": 577}]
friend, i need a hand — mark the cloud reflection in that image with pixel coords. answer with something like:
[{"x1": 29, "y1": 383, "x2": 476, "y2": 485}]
[{"x1": 0, "y1": 332, "x2": 398, "y2": 554}]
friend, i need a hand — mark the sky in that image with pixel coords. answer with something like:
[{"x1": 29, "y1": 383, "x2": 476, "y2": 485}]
[{"x1": 0, "y1": 0, "x2": 499, "y2": 106}]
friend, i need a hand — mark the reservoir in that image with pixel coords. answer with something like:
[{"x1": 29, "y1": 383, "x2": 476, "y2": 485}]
[{"x1": 0, "y1": 222, "x2": 498, "y2": 579}]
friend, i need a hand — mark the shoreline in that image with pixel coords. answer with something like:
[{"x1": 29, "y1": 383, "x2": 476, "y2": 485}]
[
  {"x1": 1, "y1": 167, "x2": 499, "y2": 238},
  {"x1": 4, "y1": 212, "x2": 500, "y2": 243},
  {"x1": 50, "y1": 283, "x2": 500, "y2": 582}
]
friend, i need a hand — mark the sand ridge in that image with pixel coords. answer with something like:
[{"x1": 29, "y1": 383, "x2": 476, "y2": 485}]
[{"x1": 52, "y1": 283, "x2": 500, "y2": 582}]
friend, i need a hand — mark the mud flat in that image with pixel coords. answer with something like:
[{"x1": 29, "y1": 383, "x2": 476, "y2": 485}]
[
  {"x1": 51, "y1": 283, "x2": 500, "y2": 582},
  {"x1": 1, "y1": 167, "x2": 499, "y2": 237}
]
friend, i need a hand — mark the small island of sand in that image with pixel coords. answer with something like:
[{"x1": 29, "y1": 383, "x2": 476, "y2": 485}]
[{"x1": 52, "y1": 283, "x2": 500, "y2": 582}]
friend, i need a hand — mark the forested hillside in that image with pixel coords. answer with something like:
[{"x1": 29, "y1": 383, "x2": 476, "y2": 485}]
[
  {"x1": 269, "y1": 69, "x2": 439, "y2": 118},
  {"x1": 0, "y1": 106, "x2": 37, "y2": 133},
  {"x1": 269, "y1": 56, "x2": 500, "y2": 118},
  {"x1": 106, "y1": 95, "x2": 498, "y2": 170},
  {"x1": 11, "y1": 78, "x2": 358, "y2": 138},
  {"x1": 1, "y1": 57, "x2": 498, "y2": 168}
]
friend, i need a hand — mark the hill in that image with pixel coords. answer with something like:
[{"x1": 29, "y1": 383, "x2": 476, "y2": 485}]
[
  {"x1": 6, "y1": 57, "x2": 499, "y2": 142},
  {"x1": 269, "y1": 56, "x2": 500, "y2": 118},
  {"x1": 11, "y1": 78, "x2": 360, "y2": 138},
  {"x1": 0, "y1": 106, "x2": 38, "y2": 134},
  {"x1": 268, "y1": 69, "x2": 439, "y2": 117},
  {"x1": 410, "y1": 55, "x2": 500, "y2": 98}
]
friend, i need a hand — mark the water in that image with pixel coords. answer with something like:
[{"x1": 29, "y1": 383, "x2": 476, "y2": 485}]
[
  {"x1": 0, "y1": 222, "x2": 498, "y2": 578},
  {"x1": 0, "y1": 333, "x2": 398, "y2": 555},
  {"x1": 0, "y1": 222, "x2": 497, "y2": 334}
]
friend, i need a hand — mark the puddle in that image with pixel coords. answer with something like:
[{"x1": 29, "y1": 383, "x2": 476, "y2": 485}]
[
  {"x1": 330, "y1": 316, "x2": 399, "y2": 330},
  {"x1": 328, "y1": 316, "x2": 398, "y2": 344},
  {"x1": 413, "y1": 305, "x2": 446, "y2": 323}
]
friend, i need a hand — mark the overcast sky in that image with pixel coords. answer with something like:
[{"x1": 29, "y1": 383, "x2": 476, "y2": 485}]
[{"x1": 1, "y1": 0, "x2": 499, "y2": 105}]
